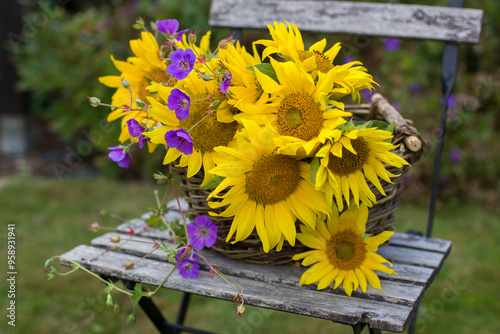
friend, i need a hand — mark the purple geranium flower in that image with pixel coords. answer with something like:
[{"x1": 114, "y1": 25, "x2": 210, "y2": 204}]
[
  {"x1": 360, "y1": 89, "x2": 374, "y2": 103},
  {"x1": 449, "y1": 148, "x2": 461, "y2": 164},
  {"x1": 167, "y1": 49, "x2": 196, "y2": 80},
  {"x1": 220, "y1": 72, "x2": 232, "y2": 94},
  {"x1": 176, "y1": 246, "x2": 199, "y2": 262},
  {"x1": 168, "y1": 89, "x2": 191, "y2": 120},
  {"x1": 156, "y1": 19, "x2": 189, "y2": 41},
  {"x1": 127, "y1": 119, "x2": 144, "y2": 137},
  {"x1": 343, "y1": 55, "x2": 356, "y2": 64},
  {"x1": 165, "y1": 129, "x2": 193, "y2": 155},
  {"x1": 126, "y1": 119, "x2": 149, "y2": 149},
  {"x1": 178, "y1": 259, "x2": 200, "y2": 278},
  {"x1": 384, "y1": 37, "x2": 401, "y2": 52},
  {"x1": 187, "y1": 215, "x2": 218, "y2": 250},
  {"x1": 107, "y1": 146, "x2": 130, "y2": 168},
  {"x1": 409, "y1": 83, "x2": 423, "y2": 94}
]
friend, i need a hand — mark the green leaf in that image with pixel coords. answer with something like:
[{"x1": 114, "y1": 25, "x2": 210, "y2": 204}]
[
  {"x1": 369, "y1": 120, "x2": 391, "y2": 131},
  {"x1": 386, "y1": 121, "x2": 395, "y2": 133},
  {"x1": 146, "y1": 215, "x2": 160, "y2": 228},
  {"x1": 310, "y1": 158, "x2": 320, "y2": 184},
  {"x1": 247, "y1": 63, "x2": 279, "y2": 83},
  {"x1": 131, "y1": 283, "x2": 143, "y2": 307},
  {"x1": 47, "y1": 266, "x2": 57, "y2": 280},
  {"x1": 44, "y1": 258, "x2": 53, "y2": 269},
  {"x1": 200, "y1": 175, "x2": 225, "y2": 190}
]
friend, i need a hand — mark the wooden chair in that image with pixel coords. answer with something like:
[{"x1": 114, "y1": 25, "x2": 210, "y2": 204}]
[{"x1": 61, "y1": 1, "x2": 483, "y2": 333}]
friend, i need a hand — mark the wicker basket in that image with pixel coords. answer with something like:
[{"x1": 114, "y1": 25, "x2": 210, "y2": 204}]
[{"x1": 171, "y1": 94, "x2": 425, "y2": 265}]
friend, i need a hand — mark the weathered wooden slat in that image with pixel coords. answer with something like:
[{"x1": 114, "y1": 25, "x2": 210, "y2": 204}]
[
  {"x1": 60, "y1": 245, "x2": 414, "y2": 332},
  {"x1": 90, "y1": 233, "x2": 426, "y2": 306},
  {"x1": 209, "y1": 0, "x2": 483, "y2": 43},
  {"x1": 390, "y1": 232, "x2": 452, "y2": 254},
  {"x1": 377, "y1": 245, "x2": 445, "y2": 268},
  {"x1": 92, "y1": 232, "x2": 435, "y2": 287}
]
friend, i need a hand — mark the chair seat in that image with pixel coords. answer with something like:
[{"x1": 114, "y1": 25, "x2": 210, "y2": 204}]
[{"x1": 60, "y1": 200, "x2": 451, "y2": 332}]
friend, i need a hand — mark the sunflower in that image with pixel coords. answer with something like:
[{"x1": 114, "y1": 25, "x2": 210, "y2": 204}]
[
  {"x1": 99, "y1": 32, "x2": 169, "y2": 145},
  {"x1": 218, "y1": 42, "x2": 277, "y2": 119},
  {"x1": 237, "y1": 58, "x2": 351, "y2": 158},
  {"x1": 207, "y1": 120, "x2": 331, "y2": 253},
  {"x1": 293, "y1": 204, "x2": 397, "y2": 296},
  {"x1": 256, "y1": 21, "x2": 376, "y2": 102},
  {"x1": 145, "y1": 64, "x2": 239, "y2": 186},
  {"x1": 314, "y1": 126, "x2": 409, "y2": 211}
]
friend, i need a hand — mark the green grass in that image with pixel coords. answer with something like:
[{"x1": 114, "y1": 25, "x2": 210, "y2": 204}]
[{"x1": 1, "y1": 174, "x2": 499, "y2": 333}]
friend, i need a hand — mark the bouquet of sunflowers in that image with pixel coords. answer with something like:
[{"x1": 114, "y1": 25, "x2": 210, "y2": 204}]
[{"x1": 92, "y1": 20, "x2": 412, "y2": 296}]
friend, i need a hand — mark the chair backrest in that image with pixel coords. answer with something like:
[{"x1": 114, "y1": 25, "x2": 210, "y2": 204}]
[
  {"x1": 208, "y1": 0, "x2": 484, "y2": 237},
  {"x1": 209, "y1": 0, "x2": 482, "y2": 43}
]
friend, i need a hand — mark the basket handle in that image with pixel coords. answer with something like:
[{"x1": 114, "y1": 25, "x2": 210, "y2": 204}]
[{"x1": 370, "y1": 93, "x2": 425, "y2": 164}]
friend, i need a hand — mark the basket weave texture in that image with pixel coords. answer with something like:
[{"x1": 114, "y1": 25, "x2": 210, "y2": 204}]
[{"x1": 171, "y1": 94, "x2": 425, "y2": 265}]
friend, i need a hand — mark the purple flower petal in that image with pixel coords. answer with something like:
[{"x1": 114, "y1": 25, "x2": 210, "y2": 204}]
[
  {"x1": 107, "y1": 146, "x2": 130, "y2": 169},
  {"x1": 449, "y1": 148, "x2": 461, "y2": 164},
  {"x1": 176, "y1": 246, "x2": 199, "y2": 262},
  {"x1": 116, "y1": 154, "x2": 130, "y2": 168},
  {"x1": 167, "y1": 88, "x2": 191, "y2": 120},
  {"x1": 176, "y1": 29, "x2": 189, "y2": 41},
  {"x1": 220, "y1": 72, "x2": 232, "y2": 94},
  {"x1": 384, "y1": 37, "x2": 401, "y2": 52},
  {"x1": 167, "y1": 49, "x2": 196, "y2": 80},
  {"x1": 186, "y1": 215, "x2": 218, "y2": 250},
  {"x1": 165, "y1": 129, "x2": 193, "y2": 155},
  {"x1": 178, "y1": 259, "x2": 200, "y2": 278},
  {"x1": 127, "y1": 119, "x2": 145, "y2": 138},
  {"x1": 157, "y1": 19, "x2": 179, "y2": 36}
]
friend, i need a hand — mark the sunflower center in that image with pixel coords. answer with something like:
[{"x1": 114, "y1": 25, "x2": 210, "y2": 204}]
[
  {"x1": 297, "y1": 50, "x2": 334, "y2": 74},
  {"x1": 326, "y1": 231, "x2": 366, "y2": 270},
  {"x1": 246, "y1": 155, "x2": 301, "y2": 205},
  {"x1": 276, "y1": 93, "x2": 323, "y2": 141},
  {"x1": 179, "y1": 93, "x2": 238, "y2": 152},
  {"x1": 138, "y1": 66, "x2": 170, "y2": 103},
  {"x1": 327, "y1": 138, "x2": 370, "y2": 176}
]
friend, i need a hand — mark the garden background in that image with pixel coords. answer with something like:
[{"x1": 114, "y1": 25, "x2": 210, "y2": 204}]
[{"x1": 0, "y1": 0, "x2": 499, "y2": 333}]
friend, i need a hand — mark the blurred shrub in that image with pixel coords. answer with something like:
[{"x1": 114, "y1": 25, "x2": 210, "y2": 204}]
[
  {"x1": 12, "y1": 0, "x2": 218, "y2": 177},
  {"x1": 11, "y1": 0, "x2": 500, "y2": 201}
]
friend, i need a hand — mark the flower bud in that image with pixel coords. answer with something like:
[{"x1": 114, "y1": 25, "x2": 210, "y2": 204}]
[
  {"x1": 88, "y1": 222, "x2": 100, "y2": 232},
  {"x1": 218, "y1": 38, "x2": 230, "y2": 49},
  {"x1": 107, "y1": 245, "x2": 119, "y2": 251},
  {"x1": 99, "y1": 209, "x2": 109, "y2": 216},
  {"x1": 113, "y1": 303, "x2": 121, "y2": 314},
  {"x1": 110, "y1": 235, "x2": 121, "y2": 243},
  {"x1": 124, "y1": 262, "x2": 135, "y2": 270},
  {"x1": 188, "y1": 30, "x2": 197, "y2": 44},
  {"x1": 237, "y1": 304, "x2": 245, "y2": 316},
  {"x1": 135, "y1": 99, "x2": 147, "y2": 108},
  {"x1": 201, "y1": 74, "x2": 212, "y2": 81},
  {"x1": 121, "y1": 78, "x2": 131, "y2": 89},
  {"x1": 132, "y1": 18, "x2": 144, "y2": 30},
  {"x1": 88, "y1": 96, "x2": 101, "y2": 107}
]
